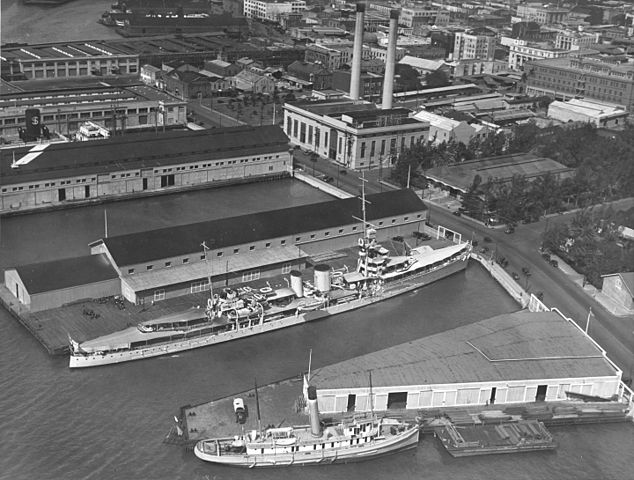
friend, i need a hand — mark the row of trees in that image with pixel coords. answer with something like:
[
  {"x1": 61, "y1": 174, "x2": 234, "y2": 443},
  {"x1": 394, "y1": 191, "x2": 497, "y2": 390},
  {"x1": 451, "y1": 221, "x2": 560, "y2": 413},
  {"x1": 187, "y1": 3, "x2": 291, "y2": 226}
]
[{"x1": 391, "y1": 122, "x2": 634, "y2": 224}]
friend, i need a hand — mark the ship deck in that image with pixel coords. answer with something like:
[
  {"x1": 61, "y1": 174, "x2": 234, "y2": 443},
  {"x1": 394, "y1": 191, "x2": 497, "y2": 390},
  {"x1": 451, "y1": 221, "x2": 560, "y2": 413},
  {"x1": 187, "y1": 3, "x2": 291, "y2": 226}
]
[{"x1": 0, "y1": 236, "x2": 457, "y2": 355}]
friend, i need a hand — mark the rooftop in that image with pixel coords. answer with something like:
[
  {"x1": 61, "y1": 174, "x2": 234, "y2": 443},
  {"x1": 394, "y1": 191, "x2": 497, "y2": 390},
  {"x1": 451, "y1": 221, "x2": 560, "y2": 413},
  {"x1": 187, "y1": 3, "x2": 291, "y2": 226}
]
[
  {"x1": 0, "y1": 125, "x2": 289, "y2": 186},
  {"x1": 11, "y1": 254, "x2": 118, "y2": 294},
  {"x1": 309, "y1": 311, "x2": 618, "y2": 390},
  {"x1": 98, "y1": 189, "x2": 427, "y2": 266},
  {"x1": 425, "y1": 153, "x2": 573, "y2": 193}
]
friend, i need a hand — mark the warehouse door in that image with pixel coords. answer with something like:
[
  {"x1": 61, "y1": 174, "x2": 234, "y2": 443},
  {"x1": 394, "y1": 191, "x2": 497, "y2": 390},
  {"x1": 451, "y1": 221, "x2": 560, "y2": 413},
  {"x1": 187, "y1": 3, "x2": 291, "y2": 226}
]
[
  {"x1": 160, "y1": 174, "x2": 175, "y2": 188},
  {"x1": 535, "y1": 385, "x2": 547, "y2": 402},
  {"x1": 58, "y1": 188, "x2": 66, "y2": 201},
  {"x1": 347, "y1": 394, "x2": 356, "y2": 412},
  {"x1": 387, "y1": 392, "x2": 407, "y2": 410}
]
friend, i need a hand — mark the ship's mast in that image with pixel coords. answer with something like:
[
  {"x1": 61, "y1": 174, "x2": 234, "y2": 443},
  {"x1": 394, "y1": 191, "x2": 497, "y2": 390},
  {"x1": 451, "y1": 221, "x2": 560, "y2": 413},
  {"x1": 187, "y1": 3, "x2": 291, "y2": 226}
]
[
  {"x1": 201, "y1": 241, "x2": 214, "y2": 303},
  {"x1": 255, "y1": 378, "x2": 262, "y2": 436}
]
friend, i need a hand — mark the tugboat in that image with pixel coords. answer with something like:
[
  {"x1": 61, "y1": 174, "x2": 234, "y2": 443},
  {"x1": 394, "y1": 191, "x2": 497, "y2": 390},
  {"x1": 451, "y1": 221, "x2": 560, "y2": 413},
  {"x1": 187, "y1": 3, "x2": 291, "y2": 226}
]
[{"x1": 194, "y1": 385, "x2": 420, "y2": 467}]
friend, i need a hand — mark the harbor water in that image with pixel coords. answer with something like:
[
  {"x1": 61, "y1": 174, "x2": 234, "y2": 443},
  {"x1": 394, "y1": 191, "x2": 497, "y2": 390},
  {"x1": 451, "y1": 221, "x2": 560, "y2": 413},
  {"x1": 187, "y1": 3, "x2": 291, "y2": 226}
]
[{"x1": 0, "y1": 180, "x2": 632, "y2": 480}]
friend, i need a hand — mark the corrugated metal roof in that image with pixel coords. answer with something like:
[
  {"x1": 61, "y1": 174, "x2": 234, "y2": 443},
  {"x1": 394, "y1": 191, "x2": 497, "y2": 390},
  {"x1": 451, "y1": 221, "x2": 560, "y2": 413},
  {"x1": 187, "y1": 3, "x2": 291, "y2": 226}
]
[
  {"x1": 12, "y1": 254, "x2": 118, "y2": 294},
  {"x1": 310, "y1": 311, "x2": 618, "y2": 389},
  {"x1": 1, "y1": 125, "x2": 289, "y2": 186},
  {"x1": 102, "y1": 189, "x2": 426, "y2": 267}
]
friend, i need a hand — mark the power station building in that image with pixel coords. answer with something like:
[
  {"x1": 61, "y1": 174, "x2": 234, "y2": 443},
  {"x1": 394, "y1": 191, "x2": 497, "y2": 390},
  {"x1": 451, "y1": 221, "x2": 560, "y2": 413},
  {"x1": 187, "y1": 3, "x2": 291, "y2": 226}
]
[
  {"x1": 308, "y1": 310, "x2": 627, "y2": 413},
  {"x1": 4, "y1": 190, "x2": 429, "y2": 309},
  {"x1": 0, "y1": 125, "x2": 291, "y2": 213}
]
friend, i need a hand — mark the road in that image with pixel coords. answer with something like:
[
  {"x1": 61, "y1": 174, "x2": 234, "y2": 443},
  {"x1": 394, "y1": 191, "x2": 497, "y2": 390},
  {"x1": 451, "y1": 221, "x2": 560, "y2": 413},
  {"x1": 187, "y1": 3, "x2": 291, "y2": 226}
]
[{"x1": 294, "y1": 152, "x2": 634, "y2": 377}]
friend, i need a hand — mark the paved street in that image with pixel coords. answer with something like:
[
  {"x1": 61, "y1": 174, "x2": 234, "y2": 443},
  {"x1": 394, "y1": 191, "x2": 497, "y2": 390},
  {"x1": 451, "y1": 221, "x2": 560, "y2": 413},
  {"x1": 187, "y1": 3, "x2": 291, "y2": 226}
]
[{"x1": 293, "y1": 154, "x2": 634, "y2": 377}]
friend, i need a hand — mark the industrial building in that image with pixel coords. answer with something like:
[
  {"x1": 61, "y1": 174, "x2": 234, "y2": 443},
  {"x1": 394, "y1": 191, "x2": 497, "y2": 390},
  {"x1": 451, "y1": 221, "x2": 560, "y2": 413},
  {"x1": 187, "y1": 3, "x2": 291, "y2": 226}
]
[
  {"x1": 0, "y1": 79, "x2": 187, "y2": 139},
  {"x1": 283, "y1": 7, "x2": 429, "y2": 170},
  {"x1": 308, "y1": 310, "x2": 626, "y2": 413},
  {"x1": 4, "y1": 189, "x2": 429, "y2": 309},
  {"x1": 547, "y1": 98, "x2": 628, "y2": 128},
  {"x1": 424, "y1": 153, "x2": 574, "y2": 196},
  {"x1": 0, "y1": 125, "x2": 291, "y2": 213}
]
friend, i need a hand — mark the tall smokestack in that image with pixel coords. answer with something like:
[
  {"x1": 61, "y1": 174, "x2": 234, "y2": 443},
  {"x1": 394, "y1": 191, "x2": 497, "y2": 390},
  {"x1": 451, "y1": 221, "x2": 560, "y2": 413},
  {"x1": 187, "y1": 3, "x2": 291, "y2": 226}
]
[
  {"x1": 350, "y1": 2, "x2": 366, "y2": 101},
  {"x1": 381, "y1": 9, "x2": 399, "y2": 110}
]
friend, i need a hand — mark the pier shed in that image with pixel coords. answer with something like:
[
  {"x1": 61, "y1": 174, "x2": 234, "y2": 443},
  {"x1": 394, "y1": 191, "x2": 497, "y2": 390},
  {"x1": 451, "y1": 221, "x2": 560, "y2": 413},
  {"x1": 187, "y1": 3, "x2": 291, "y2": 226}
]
[
  {"x1": 4, "y1": 254, "x2": 119, "y2": 312},
  {"x1": 308, "y1": 310, "x2": 624, "y2": 414}
]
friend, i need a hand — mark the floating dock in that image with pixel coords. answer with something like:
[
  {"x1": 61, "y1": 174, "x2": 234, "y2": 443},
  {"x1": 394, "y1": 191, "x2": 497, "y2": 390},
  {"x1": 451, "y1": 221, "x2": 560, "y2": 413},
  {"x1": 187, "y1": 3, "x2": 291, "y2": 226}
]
[{"x1": 435, "y1": 419, "x2": 556, "y2": 457}]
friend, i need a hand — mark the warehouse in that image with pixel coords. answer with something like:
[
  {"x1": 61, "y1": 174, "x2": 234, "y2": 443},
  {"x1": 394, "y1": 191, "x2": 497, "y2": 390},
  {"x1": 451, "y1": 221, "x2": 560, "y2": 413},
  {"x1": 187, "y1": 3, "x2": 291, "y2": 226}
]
[
  {"x1": 0, "y1": 125, "x2": 291, "y2": 213},
  {"x1": 89, "y1": 189, "x2": 429, "y2": 304},
  {"x1": 4, "y1": 254, "x2": 119, "y2": 312},
  {"x1": 308, "y1": 310, "x2": 625, "y2": 413}
]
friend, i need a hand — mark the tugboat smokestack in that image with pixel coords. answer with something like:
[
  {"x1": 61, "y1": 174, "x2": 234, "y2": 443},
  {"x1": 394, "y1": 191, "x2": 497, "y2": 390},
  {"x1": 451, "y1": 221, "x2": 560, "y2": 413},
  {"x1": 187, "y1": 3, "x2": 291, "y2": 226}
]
[{"x1": 308, "y1": 385, "x2": 321, "y2": 437}]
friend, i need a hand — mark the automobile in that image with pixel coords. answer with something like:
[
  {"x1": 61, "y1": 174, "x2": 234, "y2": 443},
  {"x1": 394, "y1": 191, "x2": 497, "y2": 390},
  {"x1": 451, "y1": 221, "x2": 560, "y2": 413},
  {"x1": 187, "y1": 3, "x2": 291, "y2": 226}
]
[
  {"x1": 233, "y1": 398, "x2": 248, "y2": 424},
  {"x1": 505, "y1": 227, "x2": 515, "y2": 234},
  {"x1": 452, "y1": 210, "x2": 462, "y2": 216},
  {"x1": 549, "y1": 259, "x2": 559, "y2": 268},
  {"x1": 324, "y1": 176, "x2": 335, "y2": 183},
  {"x1": 541, "y1": 252, "x2": 551, "y2": 261},
  {"x1": 339, "y1": 169, "x2": 347, "y2": 175},
  {"x1": 511, "y1": 272, "x2": 520, "y2": 281},
  {"x1": 479, "y1": 246, "x2": 490, "y2": 254}
]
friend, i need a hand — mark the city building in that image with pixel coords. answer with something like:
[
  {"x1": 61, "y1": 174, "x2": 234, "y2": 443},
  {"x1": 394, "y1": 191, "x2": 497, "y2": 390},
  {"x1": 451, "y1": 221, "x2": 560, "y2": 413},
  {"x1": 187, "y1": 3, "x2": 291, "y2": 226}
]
[
  {"x1": 525, "y1": 56, "x2": 634, "y2": 111},
  {"x1": 287, "y1": 61, "x2": 333, "y2": 90},
  {"x1": 304, "y1": 44, "x2": 352, "y2": 71},
  {"x1": 398, "y1": 55, "x2": 447, "y2": 76},
  {"x1": 283, "y1": 101, "x2": 429, "y2": 169},
  {"x1": 242, "y1": 0, "x2": 306, "y2": 21},
  {"x1": 203, "y1": 59, "x2": 242, "y2": 77},
  {"x1": 508, "y1": 42, "x2": 573, "y2": 71},
  {"x1": 231, "y1": 69, "x2": 275, "y2": 94},
  {"x1": 331, "y1": 71, "x2": 384, "y2": 100},
  {"x1": 555, "y1": 29, "x2": 600, "y2": 51},
  {"x1": 515, "y1": 3, "x2": 569, "y2": 25},
  {"x1": 413, "y1": 110, "x2": 485, "y2": 145},
  {"x1": 0, "y1": 125, "x2": 291, "y2": 213},
  {"x1": 308, "y1": 310, "x2": 626, "y2": 413},
  {"x1": 452, "y1": 32, "x2": 496, "y2": 61},
  {"x1": 0, "y1": 80, "x2": 186, "y2": 140},
  {"x1": 547, "y1": 98, "x2": 628, "y2": 128},
  {"x1": 400, "y1": 6, "x2": 440, "y2": 28}
]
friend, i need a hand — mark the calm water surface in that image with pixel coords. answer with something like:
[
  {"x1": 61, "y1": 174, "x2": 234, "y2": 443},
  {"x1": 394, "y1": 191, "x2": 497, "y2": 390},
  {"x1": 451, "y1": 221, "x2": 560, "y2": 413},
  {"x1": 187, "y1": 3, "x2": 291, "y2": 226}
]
[{"x1": 0, "y1": 181, "x2": 632, "y2": 480}]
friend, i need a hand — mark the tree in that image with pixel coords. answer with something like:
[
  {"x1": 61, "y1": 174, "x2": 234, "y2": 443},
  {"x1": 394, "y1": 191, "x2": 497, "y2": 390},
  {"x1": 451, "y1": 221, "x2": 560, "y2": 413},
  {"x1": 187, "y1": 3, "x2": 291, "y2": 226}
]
[
  {"x1": 394, "y1": 64, "x2": 422, "y2": 91},
  {"x1": 425, "y1": 69, "x2": 449, "y2": 88}
]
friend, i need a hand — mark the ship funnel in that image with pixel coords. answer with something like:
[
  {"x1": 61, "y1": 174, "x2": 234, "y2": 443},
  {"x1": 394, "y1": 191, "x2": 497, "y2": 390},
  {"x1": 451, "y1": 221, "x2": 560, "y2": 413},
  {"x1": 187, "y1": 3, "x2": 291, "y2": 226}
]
[
  {"x1": 350, "y1": 2, "x2": 365, "y2": 100},
  {"x1": 381, "y1": 10, "x2": 399, "y2": 110},
  {"x1": 314, "y1": 264, "x2": 331, "y2": 293},
  {"x1": 290, "y1": 270, "x2": 304, "y2": 298},
  {"x1": 307, "y1": 385, "x2": 321, "y2": 437}
]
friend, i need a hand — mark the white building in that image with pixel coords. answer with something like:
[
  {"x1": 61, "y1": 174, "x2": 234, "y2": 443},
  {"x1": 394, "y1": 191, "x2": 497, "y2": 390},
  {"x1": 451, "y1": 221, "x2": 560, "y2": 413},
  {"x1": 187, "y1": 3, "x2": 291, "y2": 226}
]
[
  {"x1": 547, "y1": 98, "x2": 628, "y2": 128},
  {"x1": 398, "y1": 55, "x2": 446, "y2": 75},
  {"x1": 413, "y1": 110, "x2": 484, "y2": 145},
  {"x1": 308, "y1": 310, "x2": 627, "y2": 414},
  {"x1": 453, "y1": 32, "x2": 496, "y2": 62},
  {"x1": 283, "y1": 101, "x2": 429, "y2": 170},
  {"x1": 555, "y1": 29, "x2": 600, "y2": 51},
  {"x1": 243, "y1": 0, "x2": 306, "y2": 21},
  {"x1": 400, "y1": 6, "x2": 439, "y2": 27},
  {"x1": 508, "y1": 42, "x2": 571, "y2": 71}
]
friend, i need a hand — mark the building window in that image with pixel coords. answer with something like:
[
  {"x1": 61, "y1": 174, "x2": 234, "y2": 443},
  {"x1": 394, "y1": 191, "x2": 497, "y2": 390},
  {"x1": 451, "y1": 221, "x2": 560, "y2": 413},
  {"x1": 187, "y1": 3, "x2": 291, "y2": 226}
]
[
  {"x1": 249, "y1": 245, "x2": 255, "y2": 251},
  {"x1": 300, "y1": 122, "x2": 306, "y2": 143},
  {"x1": 242, "y1": 269, "x2": 261, "y2": 282},
  {"x1": 265, "y1": 242, "x2": 271, "y2": 248},
  {"x1": 165, "y1": 261, "x2": 172, "y2": 267},
  {"x1": 281, "y1": 239, "x2": 286, "y2": 245},
  {"x1": 147, "y1": 265, "x2": 153, "y2": 271},
  {"x1": 380, "y1": 139, "x2": 386, "y2": 155},
  {"x1": 233, "y1": 248, "x2": 240, "y2": 254},
  {"x1": 191, "y1": 280, "x2": 209, "y2": 293},
  {"x1": 308, "y1": 125, "x2": 313, "y2": 144},
  {"x1": 182, "y1": 258, "x2": 190, "y2": 264},
  {"x1": 281, "y1": 262, "x2": 292, "y2": 274},
  {"x1": 293, "y1": 119, "x2": 299, "y2": 137},
  {"x1": 325, "y1": 231, "x2": 330, "y2": 236},
  {"x1": 339, "y1": 228, "x2": 344, "y2": 233},
  {"x1": 370, "y1": 141, "x2": 375, "y2": 157},
  {"x1": 360, "y1": 142, "x2": 366, "y2": 158},
  {"x1": 128, "y1": 268, "x2": 135, "y2": 274},
  {"x1": 286, "y1": 117, "x2": 292, "y2": 135},
  {"x1": 217, "y1": 251, "x2": 223, "y2": 257},
  {"x1": 295, "y1": 236, "x2": 301, "y2": 241},
  {"x1": 315, "y1": 127, "x2": 320, "y2": 147},
  {"x1": 154, "y1": 289, "x2": 165, "y2": 301}
]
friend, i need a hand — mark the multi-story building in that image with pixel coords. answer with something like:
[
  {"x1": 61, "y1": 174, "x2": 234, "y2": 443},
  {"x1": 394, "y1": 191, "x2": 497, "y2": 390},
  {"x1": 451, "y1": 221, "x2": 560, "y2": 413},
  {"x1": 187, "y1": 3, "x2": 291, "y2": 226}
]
[
  {"x1": 453, "y1": 32, "x2": 496, "y2": 61},
  {"x1": 305, "y1": 44, "x2": 352, "y2": 70},
  {"x1": 0, "y1": 125, "x2": 291, "y2": 213},
  {"x1": 283, "y1": 100, "x2": 429, "y2": 170},
  {"x1": 0, "y1": 82, "x2": 186, "y2": 140},
  {"x1": 242, "y1": 0, "x2": 306, "y2": 21},
  {"x1": 515, "y1": 3, "x2": 569, "y2": 25},
  {"x1": 508, "y1": 42, "x2": 573, "y2": 71},
  {"x1": 525, "y1": 56, "x2": 634, "y2": 111},
  {"x1": 554, "y1": 30, "x2": 600, "y2": 51},
  {"x1": 400, "y1": 6, "x2": 440, "y2": 27},
  {"x1": 331, "y1": 71, "x2": 384, "y2": 100}
]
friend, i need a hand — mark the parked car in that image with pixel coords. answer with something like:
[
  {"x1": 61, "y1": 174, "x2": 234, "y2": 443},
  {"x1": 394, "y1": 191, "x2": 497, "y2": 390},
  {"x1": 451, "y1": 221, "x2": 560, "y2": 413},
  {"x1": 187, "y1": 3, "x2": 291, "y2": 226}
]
[
  {"x1": 549, "y1": 259, "x2": 559, "y2": 268},
  {"x1": 452, "y1": 210, "x2": 462, "y2": 216},
  {"x1": 511, "y1": 272, "x2": 520, "y2": 281},
  {"x1": 505, "y1": 226, "x2": 515, "y2": 234}
]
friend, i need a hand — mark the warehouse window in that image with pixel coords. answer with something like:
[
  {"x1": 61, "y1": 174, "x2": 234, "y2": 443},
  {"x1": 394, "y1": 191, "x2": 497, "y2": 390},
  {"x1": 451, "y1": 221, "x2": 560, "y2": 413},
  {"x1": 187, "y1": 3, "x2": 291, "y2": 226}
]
[
  {"x1": 182, "y1": 258, "x2": 190, "y2": 264},
  {"x1": 153, "y1": 289, "x2": 165, "y2": 301},
  {"x1": 242, "y1": 269, "x2": 260, "y2": 282},
  {"x1": 190, "y1": 280, "x2": 209, "y2": 293},
  {"x1": 281, "y1": 263, "x2": 292, "y2": 274},
  {"x1": 146, "y1": 265, "x2": 153, "y2": 271}
]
